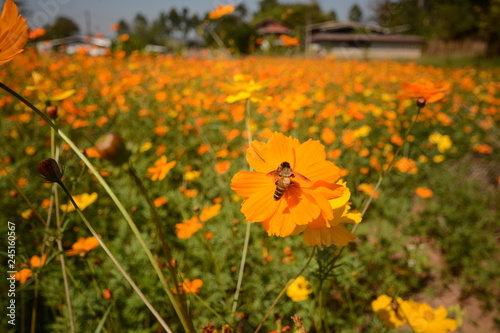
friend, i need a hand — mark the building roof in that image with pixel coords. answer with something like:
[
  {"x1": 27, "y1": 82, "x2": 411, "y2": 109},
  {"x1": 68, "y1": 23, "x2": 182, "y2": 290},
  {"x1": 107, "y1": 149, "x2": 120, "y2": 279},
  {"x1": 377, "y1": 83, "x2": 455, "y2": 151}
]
[
  {"x1": 308, "y1": 21, "x2": 389, "y2": 34},
  {"x1": 311, "y1": 33, "x2": 424, "y2": 44},
  {"x1": 254, "y1": 18, "x2": 292, "y2": 35}
]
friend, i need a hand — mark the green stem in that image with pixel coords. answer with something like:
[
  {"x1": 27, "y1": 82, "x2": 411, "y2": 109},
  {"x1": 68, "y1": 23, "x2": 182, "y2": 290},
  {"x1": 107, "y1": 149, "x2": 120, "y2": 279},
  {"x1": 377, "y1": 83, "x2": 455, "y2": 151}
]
[
  {"x1": 352, "y1": 107, "x2": 421, "y2": 234},
  {"x1": 53, "y1": 182, "x2": 76, "y2": 333},
  {"x1": 128, "y1": 164, "x2": 195, "y2": 332},
  {"x1": 254, "y1": 247, "x2": 317, "y2": 333},
  {"x1": 58, "y1": 183, "x2": 173, "y2": 333},
  {"x1": 231, "y1": 99, "x2": 254, "y2": 318},
  {"x1": 0, "y1": 82, "x2": 191, "y2": 332}
]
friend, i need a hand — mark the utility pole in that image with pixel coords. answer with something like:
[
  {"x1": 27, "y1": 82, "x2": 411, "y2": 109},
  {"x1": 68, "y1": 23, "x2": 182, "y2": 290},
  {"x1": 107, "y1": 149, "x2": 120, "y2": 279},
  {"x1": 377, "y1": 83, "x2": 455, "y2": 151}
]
[{"x1": 85, "y1": 9, "x2": 92, "y2": 37}]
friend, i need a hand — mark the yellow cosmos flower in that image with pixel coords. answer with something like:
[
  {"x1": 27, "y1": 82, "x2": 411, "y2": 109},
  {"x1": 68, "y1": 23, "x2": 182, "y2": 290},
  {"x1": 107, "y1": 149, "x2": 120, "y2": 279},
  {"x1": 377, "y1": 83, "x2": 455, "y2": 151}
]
[
  {"x1": 26, "y1": 71, "x2": 76, "y2": 105},
  {"x1": 372, "y1": 294, "x2": 407, "y2": 329},
  {"x1": 295, "y1": 179, "x2": 361, "y2": 247},
  {"x1": 401, "y1": 300, "x2": 458, "y2": 333},
  {"x1": 222, "y1": 74, "x2": 272, "y2": 104},
  {"x1": 428, "y1": 132, "x2": 452, "y2": 153},
  {"x1": 231, "y1": 132, "x2": 345, "y2": 237},
  {"x1": 286, "y1": 276, "x2": 312, "y2": 302},
  {"x1": 60, "y1": 192, "x2": 98, "y2": 212},
  {"x1": 0, "y1": 0, "x2": 28, "y2": 65}
]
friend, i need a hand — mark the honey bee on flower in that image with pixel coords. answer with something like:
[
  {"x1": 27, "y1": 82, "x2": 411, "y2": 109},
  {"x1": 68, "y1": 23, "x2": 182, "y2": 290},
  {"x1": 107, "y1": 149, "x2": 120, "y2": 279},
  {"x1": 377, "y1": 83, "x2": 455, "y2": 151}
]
[{"x1": 231, "y1": 132, "x2": 358, "y2": 246}]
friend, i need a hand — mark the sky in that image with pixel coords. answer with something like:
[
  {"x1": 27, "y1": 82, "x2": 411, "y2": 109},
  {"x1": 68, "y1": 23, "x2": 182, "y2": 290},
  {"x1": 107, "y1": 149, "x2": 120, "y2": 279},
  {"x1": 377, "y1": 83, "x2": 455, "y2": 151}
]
[{"x1": 17, "y1": 0, "x2": 374, "y2": 37}]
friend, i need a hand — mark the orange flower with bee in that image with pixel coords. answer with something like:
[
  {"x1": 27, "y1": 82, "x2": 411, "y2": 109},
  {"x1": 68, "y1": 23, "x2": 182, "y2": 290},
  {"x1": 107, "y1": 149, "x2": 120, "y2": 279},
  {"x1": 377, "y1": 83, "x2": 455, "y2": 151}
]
[{"x1": 231, "y1": 132, "x2": 345, "y2": 237}]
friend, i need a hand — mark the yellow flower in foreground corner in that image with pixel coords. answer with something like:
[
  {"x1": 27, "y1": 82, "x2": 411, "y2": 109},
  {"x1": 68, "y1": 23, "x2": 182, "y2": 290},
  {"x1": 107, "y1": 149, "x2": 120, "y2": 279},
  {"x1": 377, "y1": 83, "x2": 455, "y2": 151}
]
[
  {"x1": 295, "y1": 179, "x2": 361, "y2": 247},
  {"x1": 372, "y1": 294, "x2": 407, "y2": 329},
  {"x1": 0, "y1": 0, "x2": 29, "y2": 65},
  {"x1": 222, "y1": 74, "x2": 272, "y2": 104},
  {"x1": 231, "y1": 132, "x2": 345, "y2": 237},
  {"x1": 60, "y1": 192, "x2": 98, "y2": 212},
  {"x1": 401, "y1": 300, "x2": 458, "y2": 333},
  {"x1": 286, "y1": 276, "x2": 312, "y2": 302},
  {"x1": 147, "y1": 155, "x2": 176, "y2": 181},
  {"x1": 66, "y1": 236, "x2": 100, "y2": 256},
  {"x1": 208, "y1": 4, "x2": 234, "y2": 20}
]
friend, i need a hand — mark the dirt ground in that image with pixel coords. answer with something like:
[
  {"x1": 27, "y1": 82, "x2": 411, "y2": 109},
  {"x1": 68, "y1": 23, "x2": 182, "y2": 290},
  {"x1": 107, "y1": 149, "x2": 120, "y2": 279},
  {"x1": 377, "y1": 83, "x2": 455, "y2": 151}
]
[{"x1": 424, "y1": 244, "x2": 499, "y2": 333}]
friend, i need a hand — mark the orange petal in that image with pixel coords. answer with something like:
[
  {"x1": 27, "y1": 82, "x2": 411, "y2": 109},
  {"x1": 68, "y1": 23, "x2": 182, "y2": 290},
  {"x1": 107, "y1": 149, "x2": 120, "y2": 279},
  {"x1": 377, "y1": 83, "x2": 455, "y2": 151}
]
[
  {"x1": 294, "y1": 138, "x2": 326, "y2": 172},
  {"x1": 263, "y1": 132, "x2": 297, "y2": 169},
  {"x1": 231, "y1": 171, "x2": 273, "y2": 197},
  {"x1": 240, "y1": 186, "x2": 279, "y2": 222}
]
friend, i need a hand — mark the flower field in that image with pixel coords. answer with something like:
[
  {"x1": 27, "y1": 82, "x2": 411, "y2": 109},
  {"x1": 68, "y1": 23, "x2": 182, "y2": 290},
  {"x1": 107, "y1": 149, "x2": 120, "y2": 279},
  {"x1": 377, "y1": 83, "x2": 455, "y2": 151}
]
[{"x1": 1, "y1": 47, "x2": 499, "y2": 332}]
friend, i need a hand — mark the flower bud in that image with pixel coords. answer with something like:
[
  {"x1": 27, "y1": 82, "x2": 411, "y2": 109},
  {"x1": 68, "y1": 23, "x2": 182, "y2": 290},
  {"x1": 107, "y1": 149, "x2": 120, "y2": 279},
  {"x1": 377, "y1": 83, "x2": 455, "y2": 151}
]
[
  {"x1": 416, "y1": 97, "x2": 426, "y2": 108},
  {"x1": 37, "y1": 158, "x2": 63, "y2": 183},
  {"x1": 95, "y1": 133, "x2": 130, "y2": 166},
  {"x1": 46, "y1": 105, "x2": 58, "y2": 119}
]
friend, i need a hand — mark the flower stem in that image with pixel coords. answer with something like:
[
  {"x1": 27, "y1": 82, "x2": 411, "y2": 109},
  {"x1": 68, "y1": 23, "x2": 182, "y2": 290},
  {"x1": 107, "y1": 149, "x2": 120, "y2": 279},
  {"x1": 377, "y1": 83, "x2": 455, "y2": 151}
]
[
  {"x1": 231, "y1": 99, "x2": 254, "y2": 318},
  {"x1": 254, "y1": 247, "x2": 317, "y2": 333},
  {"x1": 127, "y1": 164, "x2": 195, "y2": 332},
  {"x1": 58, "y1": 183, "x2": 174, "y2": 333},
  {"x1": 53, "y1": 183, "x2": 76, "y2": 333},
  {"x1": 0, "y1": 82, "x2": 192, "y2": 332},
  {"x1": 352, "y1": 107, "x2": 421, "y2": 234}
]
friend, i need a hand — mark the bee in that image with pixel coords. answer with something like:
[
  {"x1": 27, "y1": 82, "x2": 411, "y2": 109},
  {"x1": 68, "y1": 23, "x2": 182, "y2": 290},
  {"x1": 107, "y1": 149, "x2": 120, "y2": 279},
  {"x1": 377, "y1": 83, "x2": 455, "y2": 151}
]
[{"x1": 266, "y1": 162, "x2": 311, "y2": 200}]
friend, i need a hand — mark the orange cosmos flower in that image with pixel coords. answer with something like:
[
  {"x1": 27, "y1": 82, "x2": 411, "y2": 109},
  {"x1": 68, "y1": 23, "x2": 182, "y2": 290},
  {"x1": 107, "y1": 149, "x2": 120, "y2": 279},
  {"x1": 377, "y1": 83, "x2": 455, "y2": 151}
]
[
  {"x1": 0, "y1": 0, "x2": 28, "y2": 65},
  {"x1": 415, "y1": 187, "x2": 433, "y2": 198},
  {"x1": 231, "y1": 132, "x2": 345, "y2": 237},
  {"x1": 208, "y1": 4, "x2": 234, "y2": 20},
  {"x1": 15, "y1": 254, "x2": 47, "y2": 285},
  {"x1": 400, "y1": 80, "x2": 450, "y2": 103},
  {"x1": 28, "y1": 27, "x2": 46, "y2": 40},
  {"x1": 215, "y1": 160, "x2": 231, "y2": 174},
  {"x1": 173, "y1": 278, "x2": 203, "y2": 294},
  {"x1": 66, "y1": 236, "x2": 100, "y2": 256},
  {"x1": 279, "y1": 34, "x2": 300, "y2": 47},
  {"x1": 394, "y1": 157, "x2": 418, "y2": 174},
  {"x1": 175, "y1": 217, "x2": 203, "y2": 239},
  {"x1": 147, "y1": 155, "x2": 176, "y2": 181},
  {"x1": 199, "y1": 203, "x2": 221, "y2": 221}
]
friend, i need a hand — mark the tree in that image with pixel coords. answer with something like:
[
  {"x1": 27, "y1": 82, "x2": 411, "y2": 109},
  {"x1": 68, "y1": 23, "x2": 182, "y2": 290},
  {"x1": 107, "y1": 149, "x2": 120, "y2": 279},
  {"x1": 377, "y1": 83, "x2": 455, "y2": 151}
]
[
  {"x1": 44, "y1": 16, "x2": 79, "y2": 39},
  {"x1": 349, "y1": 4, "x2": 363, "y2": 22},
  {"x1": 258, "y1": 0, "x2": 280, "y2": 12}
]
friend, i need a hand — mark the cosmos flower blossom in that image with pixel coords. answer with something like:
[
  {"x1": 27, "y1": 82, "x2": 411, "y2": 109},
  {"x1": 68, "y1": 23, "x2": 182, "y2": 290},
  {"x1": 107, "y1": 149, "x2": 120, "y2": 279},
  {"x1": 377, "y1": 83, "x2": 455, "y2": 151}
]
[
  {"x1": 208, "y1": 4, "x2": 234, "y2": 20},
  {"x1": 0, "y1": 0, "x2": 28, "y2": 66},
  {"x1": 221, "y1": 74, "x2": 272, "y2": 104},
  {"x1": 286, "y1": 276, "x2": 312, "y2": 302},
  {"x1": 231, "y1": 132, "x2": 345, "y2": 237},
  {"x1": 66, "y1": 236, "x2": 100, "y2": 256},
  {"x1": 147, "y1": 155, "x2": 176, "y2": 181},
  {"x1": 400, "y1": 80, "x2": 450, "y2": 103}
]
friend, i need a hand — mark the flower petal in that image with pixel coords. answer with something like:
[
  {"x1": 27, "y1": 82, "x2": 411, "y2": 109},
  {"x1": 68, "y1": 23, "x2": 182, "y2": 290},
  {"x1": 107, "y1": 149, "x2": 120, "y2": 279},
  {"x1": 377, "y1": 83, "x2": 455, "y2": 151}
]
[
  {"x1": 231, "y1": 171, "x2": 273, "y2": 197},
  {"x1": 240, "y1": 186, "x2": 279, "y2": 222}
]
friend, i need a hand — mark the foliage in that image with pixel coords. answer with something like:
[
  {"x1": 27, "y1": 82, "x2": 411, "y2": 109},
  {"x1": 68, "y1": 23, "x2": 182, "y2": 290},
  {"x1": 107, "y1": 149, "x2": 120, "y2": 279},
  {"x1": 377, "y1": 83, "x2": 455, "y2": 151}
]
[{"x1": 0, "y1": 52, "x2": 499, "y2": 332}]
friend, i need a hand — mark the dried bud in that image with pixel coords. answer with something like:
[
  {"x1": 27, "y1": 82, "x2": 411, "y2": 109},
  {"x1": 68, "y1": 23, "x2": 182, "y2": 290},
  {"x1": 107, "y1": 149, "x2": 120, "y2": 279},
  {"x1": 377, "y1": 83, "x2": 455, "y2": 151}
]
[
  {"x1": 102, "y1": 289, "x2": 113, "y2": 300},
  {"x1": 95, "y1": 133, "x2": 130, "y2": 166},
  {"x1": 416, "y1": 97, "x2": 426, "y2": 108},
  {"x1": 37, "y1": 158, "x2": 63, "y2": 183},
  {"x1": 46, "y1": 105, "x2": 58, "y2": 119}
]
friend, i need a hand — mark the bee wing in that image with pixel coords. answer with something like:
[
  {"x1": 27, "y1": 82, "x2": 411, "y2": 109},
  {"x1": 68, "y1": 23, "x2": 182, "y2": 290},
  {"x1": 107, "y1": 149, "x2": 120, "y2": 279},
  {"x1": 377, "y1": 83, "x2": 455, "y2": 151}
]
[
  {"x1": 293, "y1": 171, "x2": 311, "y2": 183},
  {"x1": 266, "y1": 169, "x2": 280, "y2": 178}
]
